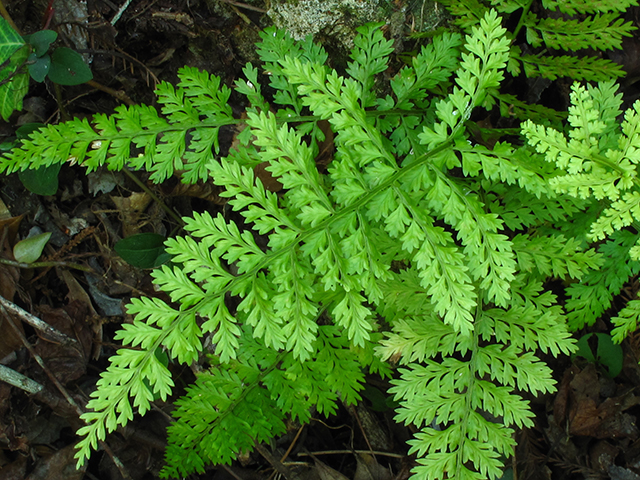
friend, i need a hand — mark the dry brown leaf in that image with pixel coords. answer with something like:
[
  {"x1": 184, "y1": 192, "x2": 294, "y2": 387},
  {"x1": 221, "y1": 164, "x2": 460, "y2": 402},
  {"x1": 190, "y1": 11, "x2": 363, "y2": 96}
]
[
  {"x1": 169, "y1": 181, "x2": 225, "y2": 203},
  {"x1": 25, "y1": 443, "x2": 85, "y2": 480},
  {"x1": 0, "y1": 196, "x2": 12, "y2": 221},
  {"x1": 255, "y1": 161, "x2": 283, "y2": 192},
  {"x1": 354, "y1": 453, "x2": 392, "y2": 480},
  {"x1": 110, "y1": 192, "x2": 152, "y2": 237},
  {"x1": 565, "y1": 364, "x2": 640, "y2": 439},
  {"x1": 0, "y1": 453, "x2": 27, "y2": 480},
  {"x1": 33, "y1": 304, "x2": 93, "y2": 385},
  {"x1": 313, "y1": 457, "x2": 351, "y2": 480},
  {"x1": 59, "y1": 269, "x2": 102, "y2": 360}
]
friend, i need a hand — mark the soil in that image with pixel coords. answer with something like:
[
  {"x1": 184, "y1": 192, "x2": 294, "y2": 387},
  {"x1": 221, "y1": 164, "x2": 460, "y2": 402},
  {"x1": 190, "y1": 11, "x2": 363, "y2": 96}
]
[{"x1": 2, "y1": 1, "x2": 640, "y2": 479}]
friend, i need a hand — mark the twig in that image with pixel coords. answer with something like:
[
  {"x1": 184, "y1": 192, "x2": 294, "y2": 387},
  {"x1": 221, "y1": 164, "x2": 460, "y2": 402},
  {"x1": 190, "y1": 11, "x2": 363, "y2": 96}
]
[
  {"x1": 223, "y1": 465, "x2": 245, "y2": 480},
  {"x1": 0, "y1": 295, "x2": 79, "y2": 347},
  {"x1": 0, "y1": 364, "x2": 43, "y2": 394},
  {"x1": 255, "y1": 442, "x2": 296, "y2": 480},
  {"x1": 111, "y1": 0, "x2": 135, "y2": 25},
  {"x1": 296, "y1": 450, "x2": 404, "y2": 459},
  {"x1": 349, "y1": 405, "x2": 375, "y2": 455},
  {"x1": 267, "y1": 425, "x2": 306, "y2": 480},
  {"x1": 0, "y1": 258, "x2": 95, "y2": 273},
  {"x1": 281, "y1": 424, "x2": 305, "y2": 462},
  {"x1": 219, "y1": 0, "x2": 267, "y2": 13},
  {"x1": 87, "y1": 79, "x2": 135, "y2": 106}
]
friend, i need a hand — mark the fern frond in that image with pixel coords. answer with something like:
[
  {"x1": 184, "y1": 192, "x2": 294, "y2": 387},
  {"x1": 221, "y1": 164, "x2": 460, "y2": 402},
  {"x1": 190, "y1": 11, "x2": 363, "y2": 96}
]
[
  {"x1": 542, "y1": 0, "x2": 638, "y2": 14},
  {"x1": 385, "y1": 298, "x2": 569, "y2": 480},
  {"x1": 525, "y1": 13, "x2": 635, "y2": 51},
  {"x1": 511, "y1": 234, "x2": 602, "y2": 280},
  {"x1": 493, "y1": 92, "x2": 567, "y2": 123},
  {"x1": 74, "y1": 297, "x2": 190, "y2": 467},
  {"x1": 438, "y1": 0, "x2": 489, "y2": 30},
  {"x1": 162, "y1": 346, "x2": 287, "y2": 478},
  {"x1": 518, "y1": 54, "x2": 627, "y2": 81},
  {"x1": 611, "y1": 299, "x2": 640, "y2": 343},
  {"x1": 386, "y1": 32, "x2": 463, "y2": 111},
  {"x1": 346, "y1": 23, "x2": 395, "y2": 108},
  {"x1": 565, "y1": 230, "x2": 640, "y2": 329},
  {"x1": 0, "y1": 67, "x2": 235, "y2": 183}
]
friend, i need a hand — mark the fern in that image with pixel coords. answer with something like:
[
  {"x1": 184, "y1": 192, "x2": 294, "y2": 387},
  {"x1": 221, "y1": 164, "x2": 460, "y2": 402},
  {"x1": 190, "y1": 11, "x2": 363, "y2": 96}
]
[
  {"x1": 0, "y1": 11, "x2": 607, "y2": 480},
  {"x1": 1, "y1": 68, "x2": 235, "y2": 184},
  {"x1": 523, "y1": 81, "x2": 640, "y2": 339},
  {"x1": 439, "y1": 0, "x2": 637, "y2": 83},
  {"x1": 523, "y1": 13, "x2": 634, "y2": 51}
]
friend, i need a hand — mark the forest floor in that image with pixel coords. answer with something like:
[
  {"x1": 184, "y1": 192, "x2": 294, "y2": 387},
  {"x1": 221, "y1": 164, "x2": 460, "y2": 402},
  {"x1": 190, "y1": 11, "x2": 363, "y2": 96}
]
[{"x1": 2, "y1": 1, "x2": 640, "y2": 479}]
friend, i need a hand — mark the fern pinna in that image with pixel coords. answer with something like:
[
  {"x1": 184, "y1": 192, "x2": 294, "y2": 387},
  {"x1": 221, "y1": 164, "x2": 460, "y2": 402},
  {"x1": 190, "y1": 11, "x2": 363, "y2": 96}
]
[
  {"x1": 0, "y1": 10, "x2": 603, "y2": 480},
  {"x1": 438, "y1": 0, "x2": 638, "y2": 82}
]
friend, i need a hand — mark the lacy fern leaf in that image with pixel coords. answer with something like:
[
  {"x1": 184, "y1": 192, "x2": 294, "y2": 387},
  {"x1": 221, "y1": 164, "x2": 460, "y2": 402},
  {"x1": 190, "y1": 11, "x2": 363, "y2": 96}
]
[{"x1": 1, "y1": 10, "x2": 604, "y2": 480}]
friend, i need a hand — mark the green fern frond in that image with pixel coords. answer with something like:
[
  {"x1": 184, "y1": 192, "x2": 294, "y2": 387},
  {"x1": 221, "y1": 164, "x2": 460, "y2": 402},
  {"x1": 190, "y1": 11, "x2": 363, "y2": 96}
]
[
  {"x1": 612, "y1": 299, "x2": 640, "y2": 343},
  {"x1": 441, "y1": 0, "x2": 636, "y2": 83},
  {"x1": 524, "y1": 13, "x2": 635, "y2": 51},
  {"x1": 565, "y1": 230, "x2": 640, "y2": 330},
  {"x1": 518, "y1": 54, "x2": 627, "y2": 81},
  {"x1": 542, "y1": 0, "x2": 638, "y2": 14},
  {"x1": 0, "y1": 67, "x2": 235, "y2": 183}
]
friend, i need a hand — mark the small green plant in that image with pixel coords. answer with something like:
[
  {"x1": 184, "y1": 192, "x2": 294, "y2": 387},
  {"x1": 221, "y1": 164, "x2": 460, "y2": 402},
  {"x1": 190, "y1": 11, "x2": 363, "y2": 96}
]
[
  {"x1": 574, "y1": 332, "x2": 623, "y2": 377},
  {"x1": 0, "y1": 17, "x2": 93, "y2": 120},
  {"x1": 114, "y1": 232, "x2": 169, "y2": 268},
  {"x1": 13, "y1": 231, "x2": 51, "y2": 264},
  {"x1": 0, "y1": 9, "x2": 622, "y2": 480}
]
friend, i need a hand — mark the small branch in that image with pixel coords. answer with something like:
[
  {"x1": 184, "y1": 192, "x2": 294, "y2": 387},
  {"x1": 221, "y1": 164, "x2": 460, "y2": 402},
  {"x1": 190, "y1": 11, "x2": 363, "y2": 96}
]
[
  {"x1": 296, "y1": 450, "x2": 404, "y2": 459},
  {"x1": 0, "y1": 364, "x2": 43, "y2": 394},
  {"x1": 219, "y1": 0, "x2": 267, "y2": 13},
  {"x1": 0, "y1": 257, "x2": 95, "y2": 273},
  {"x1": 86, "y1": 79, "x2": 135, "y2": 106},
  {"x1": 111, "y1": 0, "x2": 135, "y2": 25},
  {"x1": 0, "y1": 295, "x2": 79, "y2": 347}
]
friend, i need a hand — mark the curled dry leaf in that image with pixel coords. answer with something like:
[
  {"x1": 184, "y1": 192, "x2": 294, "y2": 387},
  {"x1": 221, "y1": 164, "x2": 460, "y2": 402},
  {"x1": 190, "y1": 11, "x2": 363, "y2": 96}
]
[{"x1": 110, "y1": 191, "x2": 152, "y2": 237}]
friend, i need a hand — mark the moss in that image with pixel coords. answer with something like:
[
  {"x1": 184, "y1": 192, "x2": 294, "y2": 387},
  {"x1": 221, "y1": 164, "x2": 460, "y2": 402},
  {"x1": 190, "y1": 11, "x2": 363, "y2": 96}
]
[{"x1": 267, "y1": 0, "x2": 382, "y2": 43}]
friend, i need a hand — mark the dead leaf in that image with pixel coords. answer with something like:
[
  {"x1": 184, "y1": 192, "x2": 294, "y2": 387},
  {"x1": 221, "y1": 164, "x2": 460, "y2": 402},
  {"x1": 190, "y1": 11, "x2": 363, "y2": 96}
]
[
  {"x1": 352, "y1": 404, "x2": 393, "y2": 451},
  {"x1": 567, "y1": 364, "x2": 640, "y2": 439},
  {"x1": 354, "y1": 453, "x2": 393, "y2": 480},
  {"x1": 255, "y1": 161, "x2": 283, "y2": 192},
  {"x1": 169, "y1": 181, "x2": 225, "y2": 203},
  {"x1": 25, "y1": 443, "x2": 85, "y2": 480},
  {"x1": 33, "y1": 304, "x2": 92, "y2": 385},
  {"x1": 59, "y1": 269, "x2": 102, "y2": 360},
  {"x1": 608, "y1": 465, "x2": 640, "y2": 480},
  {"x1": 0, "y1": 214, "x2": 25, "y2": 358},
  {"x1": 111, "y1": 192, "x2": 152, "y2": 237},
  {"x1": 313, "y1": 457, "x2": 351, "y2": 480},
  {"x1": 0, "y1": 453, "x2": 27, "y2": 480}
]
